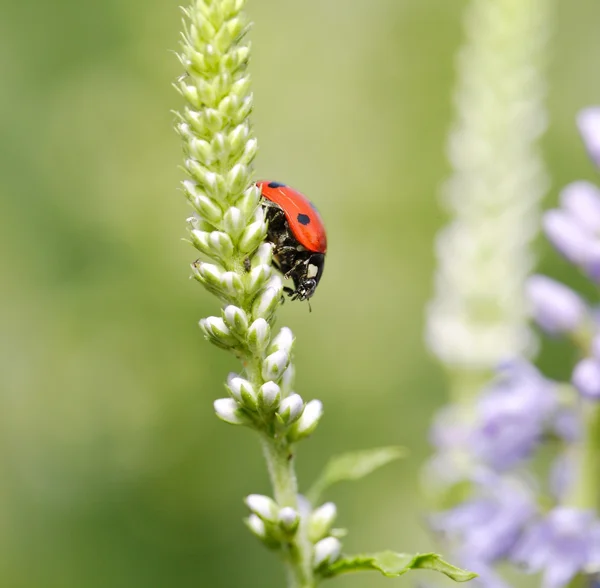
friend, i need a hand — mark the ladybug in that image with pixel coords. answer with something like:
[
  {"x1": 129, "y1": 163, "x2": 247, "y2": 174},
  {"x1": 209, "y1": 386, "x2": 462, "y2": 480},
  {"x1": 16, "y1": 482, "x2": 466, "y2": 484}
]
[{"x1": 257, "y1": 180, "x2": 327, "y2": 302}]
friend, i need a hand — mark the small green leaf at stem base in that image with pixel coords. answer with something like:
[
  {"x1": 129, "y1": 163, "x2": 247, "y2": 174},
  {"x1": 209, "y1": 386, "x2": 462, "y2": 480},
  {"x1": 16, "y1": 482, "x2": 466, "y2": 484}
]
[
  {"x1": 320, "y1": 551, "x2": 477, "y2": 582},
  {"x1": 306, "y1": 446, "x2": 407, "y2": 504}
]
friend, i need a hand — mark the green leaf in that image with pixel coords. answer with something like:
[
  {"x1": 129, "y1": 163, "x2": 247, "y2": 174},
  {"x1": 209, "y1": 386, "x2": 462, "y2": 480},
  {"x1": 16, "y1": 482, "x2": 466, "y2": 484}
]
[
  {"x1": 306, "y1": 446, "x2": 406, "y2": 504},
  {"x1": 321, "y1": 551, "x2": 477, "y2": 582}
]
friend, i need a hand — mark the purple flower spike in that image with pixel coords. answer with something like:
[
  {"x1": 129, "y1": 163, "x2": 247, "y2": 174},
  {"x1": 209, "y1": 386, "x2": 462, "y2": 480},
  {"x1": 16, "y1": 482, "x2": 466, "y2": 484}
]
[
  {"x1": 578, "y1": 107, "x2": 600, "y2": 168},
  {"x1": 560, "y1": 181, "x2": 600, "y2": 233},
  {"x1": 472, "y1": 360, "x2": 557, "y2": 470},
  {"x1": 572, "y1": 358, "x2": 600, "y2": 400},
  {"x1": 543, "y1": 210, "x2": 593, "y2": 266},
  {"x1": 431, "y1": 473, "x2": 536, "y2": 563},
  {"x1": 511, "y1": 507, "x2": 600, "y2": 588},
  {"x1": 526, "y1": 275, "x2": 586, "y2": 335}
]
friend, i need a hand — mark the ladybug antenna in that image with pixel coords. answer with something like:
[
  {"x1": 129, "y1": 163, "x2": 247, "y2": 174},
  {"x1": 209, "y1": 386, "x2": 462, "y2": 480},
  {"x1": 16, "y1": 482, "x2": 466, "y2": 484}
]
[{"x1": 307, "y1": 300, "x2": 312, "y2": 313}]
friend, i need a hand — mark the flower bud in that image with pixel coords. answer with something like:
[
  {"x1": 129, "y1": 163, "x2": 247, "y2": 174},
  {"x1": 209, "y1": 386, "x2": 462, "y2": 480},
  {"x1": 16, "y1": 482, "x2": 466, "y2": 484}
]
[
  {"x1": 244, "y1": 515, "x2": 279, "y2": 549},
  {"x1": 313, "y1": 537, "x2": 341, "y2": 569},
  {"x1": 269, "y1": 327, "x2": 295, "y2": 355},
  {"x1": 245, "y1": 513, "x2": 267, "y2": 539},
  {"x1": 288, "y1": 400, "x2": 323, "y2": 442},
  {"x1": 200, "y1": 317, "x2": 238, "y2": 349},
  {"x1": 277, "y1": 393, "x2": 304, "y2": 425},
  {"x1": 577, "y1": 107, "x2": 600, "y2": 168},
  {"x1": 228, "y1": 123, "x2": 250, "y2": 156},
  {"x1": 188, "y1": 136, "x2": 213, "y2": 164},
  {"x1": 252, "y1": 276, "x2": 283, "y2": 320},
  {"x1": 573, "y1": 358, "x2": 600, "y2": 400},
  {"x1": 227, "y1": 163, "x2": 251, "y2": 197},
  {"x1": 222, "y1": 206, "x2": 245, "y2": 240},
  {"x1": 258, "y1": 382, "x2": 281, "y2": 413},
  {"x1": 278, "y1": 507, "x2": 300, "y2": 535},
  {"x1": 223, "y1": 305, "x2": 248, "y2": 337},
  {"x1": 208, "y1": 231, "x2": 234, "y2": 260},
  {"x1": 238, "y1": 218, "x2": 268, "y2": 254},
  {"x1": 280, "y1": 364, "x2": 295, "y2": 396},
  {"x1": 308, "y1": 503, "x2": 337, "y2": 543},
  {"x1": 191, "y1": 261, "x2": 225, "y2": 293},
  {"x1": 526, "y1": 275, "x2": 586, "y2": 335},
  {"x1": 543, "y1": 210, "x2": 591, "y2": 266},
  {"x1": 251, "y1": 243, "x2": 274, "y2": 268},
  {"x1": 240, "y1": 137, "x2": 258, "y2": 166},
  {"x1": 247, "y1": 318, "x2": 271, "y2": 356},
  {"x1": 220, "y1": 271, "x2": 245, "y2": 299},
  {"x1": 245, "y1": 494, "x2": 279, "y2": 522},
  {"x1": 213, "y1": 398, "x2": 246, "y2": 425},
  {"x1": 262, "y1": 350, "x2": 289, "y2": 382},
  {"x1": 246, "y1": 264, "x2": 272, "y2": 295},
  {"x1": 190, "y1": 229, "x2": 212, "y2": 257},
  {"x1": 183, "y1": 181, "x2": 223, "y2": 224},
  {"x1": 226, "y1": 373, "x2": 257, "y2": 410},
  {"x1": 236, "y1": 185, "x2": 261, "y2": 220}
]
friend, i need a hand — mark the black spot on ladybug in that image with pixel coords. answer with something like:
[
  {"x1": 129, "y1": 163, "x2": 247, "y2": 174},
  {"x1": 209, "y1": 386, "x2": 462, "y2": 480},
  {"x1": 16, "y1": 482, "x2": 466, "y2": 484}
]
[
  {"x1": 268, "y1": 181, "x2": 286, "y2": 188},
  {"x1": 297, "y1": 213, "x2": 310, "y2": 225}
]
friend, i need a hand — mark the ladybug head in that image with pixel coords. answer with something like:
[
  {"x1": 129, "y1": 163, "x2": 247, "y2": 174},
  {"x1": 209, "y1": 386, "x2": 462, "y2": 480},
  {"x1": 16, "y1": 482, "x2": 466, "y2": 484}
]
[{"x1": 288, "y1": 253, "x2": 325, "y2": 301}]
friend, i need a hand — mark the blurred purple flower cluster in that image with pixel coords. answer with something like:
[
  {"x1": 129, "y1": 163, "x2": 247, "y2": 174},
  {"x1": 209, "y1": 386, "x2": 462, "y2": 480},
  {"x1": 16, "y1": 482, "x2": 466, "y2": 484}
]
[{"x1": 430, "y1": 107, "x2": 600, "y2": 588}]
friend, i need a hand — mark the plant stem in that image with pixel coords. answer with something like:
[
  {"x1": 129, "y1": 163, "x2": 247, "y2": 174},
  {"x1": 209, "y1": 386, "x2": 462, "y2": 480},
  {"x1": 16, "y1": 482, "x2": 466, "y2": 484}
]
[
  {"x1": 260, "y1": 435, "x2": 315, "y2": 588},
  {"x1": 565, "y1": 402, "x2": 600, "y2": 511}
]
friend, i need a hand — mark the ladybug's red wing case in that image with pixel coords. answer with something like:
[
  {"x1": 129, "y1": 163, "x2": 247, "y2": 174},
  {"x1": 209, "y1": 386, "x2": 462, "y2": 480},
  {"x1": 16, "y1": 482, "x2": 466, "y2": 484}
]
[
  {"x1": 256, "y1": 181, "x2": 327, "y2": 254},
  {"x1": 256, "y1": 180, "x2": 327, "y2": 302}
]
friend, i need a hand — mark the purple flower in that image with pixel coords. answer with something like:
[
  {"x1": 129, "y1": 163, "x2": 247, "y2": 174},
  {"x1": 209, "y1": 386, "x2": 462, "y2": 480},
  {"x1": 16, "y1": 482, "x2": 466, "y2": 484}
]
[
  {"x1": 572, "y1": 358, "x2": 600, "y2": 400},
  {"x1": 431, "y1": 473, "x2": 536, "y2": 563},
  {"x1": 471, "y1": 360, "x2": 557, "y2": 470},
  {"x1": 578, "y1": 107, "x2": 600, "y2": 168},
  {"x1": 543, "y1": 209, "x2": 594, "y2": 266},
  {"x1": 526, "y1": 275, "x2": 586, "y2": 335},
  {"x1": 561, "y1": 181, "x2": 600, "y2": 233},
  {"x1": 511, "y1": 507, "x2": 600, "y2": 588}
]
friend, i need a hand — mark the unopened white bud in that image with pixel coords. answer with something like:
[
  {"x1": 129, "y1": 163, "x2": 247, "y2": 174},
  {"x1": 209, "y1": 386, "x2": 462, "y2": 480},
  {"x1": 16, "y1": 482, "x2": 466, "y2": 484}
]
[
  {"x1": 308, "y1": 502, "x2": 337, "y2": 543},
  {"x1": 241, "y1": 138, "x2": 258, "y2": 166},
  {"x1": 220, "y1": 271, "x2": 244, "y2": 299},
  {"x1": 269, "y1": 327, "x2": 295, "y2": 355},
  {"x1": 208, "y1": 231, "x2": 234, "y2": 260},
  {"x1": 182, "y1": 181, "x2": 223, "y2": 224},
  {"x1": 262, "y1": 350, "x2": 289, "y2": 382},
  {"x1": 200, "y1": 317, "x2": 238, "y2": 349},
  {"x1": 245, "y1": 514, "x2": 267, "y2": 539},
  {"x1": 227, "y1": 163, "x2": 251, "y2": 196},
  {"x1": 281, "y1": 364, "x2": 295, "y2": 396},
  {"x1": 223, "y1": 305, "x2": 248, "y2": 336},
  {"x1": 214, "y1": 398, "x2": 246, "y2": 425},
  {"x1": 222, "y1": 206, "x2": 245, "y2": 240},
  {"x1": 258, "y1": 381, "x2": 281, "y2": 413},
  {"x1": 228, "y1": 123, "x2": 250, "y2": 154},
  {"x1": 247, "y1": 318, "x2": 271, "y2": 356},
  {"x1": 252, "y1": 276, "x2": 283, "y2": 320},
  {"x1": 289, "y1": 400, "x2": 323, "y2": 442},
  {"x1": 246, "y1": 264, "x2": 272, "y2": 295},
  {"x1": 277, "y1": 393, "x2": 304, "y2": 425},
  {"x1": 313, "y1": 537, "x2": 341, "y2": 568},
  {"x1": 278, "y1": 507, "x2": 300, "y2": 534},
  {"x1": 236, "y1": 185, "x2": 261, "y2": 219},
  {"x1": 238, "y1": 218, "x2": 267, "y2": 254},
  {"x1": 226, "y1": 373, "x2": 257, "y2": 409},
  {"x1": 245, "y1": 494, "x2": 279, "y2": 522}
]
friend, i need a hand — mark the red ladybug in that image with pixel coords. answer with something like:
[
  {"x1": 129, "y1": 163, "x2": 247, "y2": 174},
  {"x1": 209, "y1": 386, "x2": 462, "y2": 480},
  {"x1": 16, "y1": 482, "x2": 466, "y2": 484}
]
[{"x1": 256, "y1": 180, "x2": 327, "y2": 301}]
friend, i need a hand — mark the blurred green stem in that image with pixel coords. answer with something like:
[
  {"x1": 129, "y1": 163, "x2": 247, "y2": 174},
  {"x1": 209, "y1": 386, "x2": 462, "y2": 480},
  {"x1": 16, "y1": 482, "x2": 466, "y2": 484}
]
[
  {"x1": 260, "y1": 436, "x2": 315, "y2": 588},
  {"x1": 565, "y1": 403, "x2": 600, "y2": 511}
]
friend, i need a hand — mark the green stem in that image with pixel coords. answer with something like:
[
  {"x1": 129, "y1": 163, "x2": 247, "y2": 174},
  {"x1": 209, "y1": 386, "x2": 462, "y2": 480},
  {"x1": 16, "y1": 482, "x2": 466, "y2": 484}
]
[
  {"x1": 260, "y1": 435, "x2": 315, "y2": 588},
  {"x1": 565, "y1": 402, "x2": 600, "y2": 511}
]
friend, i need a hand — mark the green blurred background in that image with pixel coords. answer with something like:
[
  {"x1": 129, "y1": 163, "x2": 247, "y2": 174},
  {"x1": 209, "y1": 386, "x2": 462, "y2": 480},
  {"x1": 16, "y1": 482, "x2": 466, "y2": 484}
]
[{"x1": 2, "y1": 0, "x2": 600, "y2": 586}]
